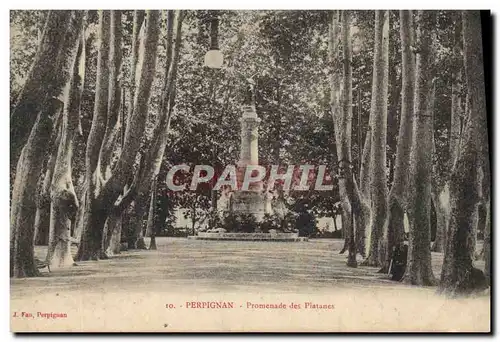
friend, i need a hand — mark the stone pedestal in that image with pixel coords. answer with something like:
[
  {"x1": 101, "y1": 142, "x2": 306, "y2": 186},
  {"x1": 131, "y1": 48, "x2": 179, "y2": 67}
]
[
  {"x1": 238, "y1": 105, "x2": 260, "y2": 165},
  {"x1": 230, "y1": 191, "x2": 267, "y2": 222},
  {"x1": 229, "y1": 105, "x2": 269, "y2": 225}
]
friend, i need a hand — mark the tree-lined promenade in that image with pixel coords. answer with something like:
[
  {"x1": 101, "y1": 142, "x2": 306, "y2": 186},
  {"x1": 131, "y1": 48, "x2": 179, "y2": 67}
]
[
  {"x1": 10, "y1": 10, "x2": 490, "y2": 297},
  {"x1": 10, "y1": 238, "x2": 490, "y2": 331}
]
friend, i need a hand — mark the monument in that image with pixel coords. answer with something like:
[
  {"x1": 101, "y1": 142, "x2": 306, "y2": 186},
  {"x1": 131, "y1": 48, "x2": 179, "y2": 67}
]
[
  {"x1": 191, "y1": 83, "x2": 306, "y2": 241},
  {"x1": 229, "y1": 96, "x2": 269, "y2": 223}
]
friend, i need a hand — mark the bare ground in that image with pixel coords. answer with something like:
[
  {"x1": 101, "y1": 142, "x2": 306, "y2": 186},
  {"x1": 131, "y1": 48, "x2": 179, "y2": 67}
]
[{"x1": 10, "y1": 238, "x2": 490, "y2": 332}]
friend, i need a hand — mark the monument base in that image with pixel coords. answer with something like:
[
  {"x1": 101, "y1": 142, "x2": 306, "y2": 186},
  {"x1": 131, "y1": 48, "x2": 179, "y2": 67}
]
[
  {"x1": 230, "y1": 191, "x2": 268, "y2": 222},
  {"x1": 188, "y1": 232, "x2": 308, "y2": 242}
]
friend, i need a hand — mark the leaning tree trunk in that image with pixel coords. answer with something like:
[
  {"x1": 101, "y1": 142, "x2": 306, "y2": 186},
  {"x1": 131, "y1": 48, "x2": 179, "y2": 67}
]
[
  {"x1": 356, "y1": 122, "x2": 372, "y2": 256},
  {"x1": 329, "y1": 11, "x2": 369, "y2": 265},
  {"x1": 380, "y1": 10, "x2": 415, "y2": 271},
  {"x1": 439, "y1": 11, "x2": 489, "y2": 295},
  {"x1": 75, "y1": 10, "x2": 111, "y2": 261},
  {"x1": 46, "y1": 16, "x2": 84, "y2": 269},
  {"x1": 475, "y1": 202, "x2": 486, "y2": 260},
  {"x1": 102, "y1": 12, "x2": 143, "y2": 256},
  {"x1": 11, "y1": 100, "x2": 63, "y2": 277},
  {"x1": 146, "y1": 177, "x2": 158, "y2": 250},
  {"x1": 104, "y1": 183, "x2": 130, "y2": 255},
  {"x1": 431, "y1": 184, "x2": 450, "y2": 253},
  {"x1": 404, "y1": 10, "x2": 437, "y2": 286},
  {"x1": 433, "y1": 20, "x2": 463, "y2": 253},
  {"x1": 329, "y1": 11, "x2": 350, "y2": 264},
  {"x1": 10, "y1": 11, "x2": 72, "y2": 167},
  {"x1": 128, "y1": 10, "x2": 145, "y2": 122},
  {"x1": 97, "y1": 10, "x2": 123, "y2": 257},
  {"x1": 129, "y1": 196, "x2": 149, "y2": 249},
  {"x1": 107, "y1": 213, "x2": 123, "y2": 255},
  {"x1": 75, "y1": 10, "x2": 160, "y2": 261},
  {"x1": 356, "y1": 72, "x2": 374, "y2": 256},
  {"x1": 339, "y1": 11, "x2": 356, "y2": 267},
  {"x1": 34, "y1": 111, "x2": 63, "y2": 245},
  {"x1": 362, "y1": 10, "x2": 389, "y2": 267},
  {"x1": 130, "y1": 10, "x2": 184, "y2": 249},
  {"x1": 329, "y1": 12, "x2": 348, "y2": 256},
  {"x1": 10, "y1": 11, "x2": 85, "y2": 278},
  {"x1": 98, "y1": 9, "x2": 123, "y2": 183},
  {"x1": 103, "y1": 207, "x2": 122, "y2": 255}
]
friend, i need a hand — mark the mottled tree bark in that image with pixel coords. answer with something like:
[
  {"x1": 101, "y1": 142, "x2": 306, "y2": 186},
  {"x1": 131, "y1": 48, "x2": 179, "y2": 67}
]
[
  {"x1": 107, "y1": 212, "x2": 123, "y2": 255},
  {"x1": 146, "y1": 177, "x2": 158, "y2": 250},
  {"x1": 76, "y1": 10, "x2": 160, "y2": 261},
  {"x1": 34, "y1": 111, "x2": 63, "y2": 246},
  {"x1": 95, "y1": 10, "x2": 123, "y2": 257},
  {"x1": 130, "y1": 198, "x2": 148, "y2": 249},
  {"x1": 103, "y1": 183, "x2": 129, "y2": 255},
  {"x1": 128, "y1": 10, "x2": 145, "y2": 121},
  {"x1": 356, "y1": 124, "x2": 372, "y2": 256},
  {"x1": 102, "y1": 11, "x2": 144, "y2": 254},
  {"x1": 439, "y1": 11, "x2": 489, "y2": 294},
  {"x1": 47, "y1": 20, "x2": 83, "y2": 268},
  {"x1": 404, "y1": 11, "x2": 437, "y2": 286},
  {"x1": 46, "y1": 13, "x2": 85, "y2": 269},
  {"x1": 10, "y1": 11, "x2": 72, "y2": 165},
  {"x1": 11, "y1": 11, "x2": 85, "y2": 277},
  {"x1": 380, "y1": 10, "x2": 415, "y2": 270},
  {"x1": 75, "y1": 10, "x2": 111, "y2": 261},
  {"x1": 329, "y1": 11, "x2": 368, "y2": 266},
  {"x1": 432, "y1": 19, "x2": 463, "y2": 253},
  {"x1": 11, "y1": 100, "x2": 62, "y2": 277},
  {"x1": 339, "y1": 11, "x2": 356, "y2": 267},
  {"x1": 363, "y1": 10, "x2": 389, "y2": 267},
  {"x1": 130, "y1": 11, "x2": 184, "y2": 248},
  {"x1": 99, "y1": 10, "x2": 123, "y2": 181},
  {"x1": 431, "y1": 184, "x2": 450, "y2": 253}
]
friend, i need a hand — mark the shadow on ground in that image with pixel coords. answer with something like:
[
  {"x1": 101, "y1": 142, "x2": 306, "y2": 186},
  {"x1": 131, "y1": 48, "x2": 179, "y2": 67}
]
[{"x1": 11, "y1": 237, "x2": 486, "y2": 297}]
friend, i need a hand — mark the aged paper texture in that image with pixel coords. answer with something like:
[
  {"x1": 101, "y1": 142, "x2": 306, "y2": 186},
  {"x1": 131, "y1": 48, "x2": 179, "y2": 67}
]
[{"x1": 10, "y1": 9, "x2": 491, "y2": 332}]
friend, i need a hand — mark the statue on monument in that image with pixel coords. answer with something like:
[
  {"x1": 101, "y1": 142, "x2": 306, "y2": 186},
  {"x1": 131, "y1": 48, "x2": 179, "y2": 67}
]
[{"x1": 242, "y1": 79, "x2": 256, "y2": 106}]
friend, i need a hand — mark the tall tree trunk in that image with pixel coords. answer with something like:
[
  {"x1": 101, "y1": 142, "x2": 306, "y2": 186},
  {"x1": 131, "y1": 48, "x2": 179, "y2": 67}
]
[
  {"x1": 404, "y1": 11, "x2": 437, "y2": 286},
  {"x1": 431, "y1": 184, "x2": 450, "y2": 253},
  {"x1": 329, "y1": 11, "x2": 368, "y2": 266},
  {"x1": 46, "y1": 15, "x2": 85, "y2": 268},
  {"x1": 34, "y1": 111, "x2": 63, "y2": 245},
  {"x1": 109, "y1": 10, "x2": 144, "y2": 249},
  {"x1": 11, "y1": 11, "x2": 85, "y2": 278},
  {"x1": 439, "y1": 11, "x2": 489, "y2": 294},
  {"x1": 129, "y1": 196, "x2": 148, "y2": 249},
  {"x1": 76, "y1": 10, "x2": 160, "y2": 261},
  {"x1": 11, "y1": 100, "x2": 63, "y2": 277},
  {"x1": 356, "y1": 129, "x2": 372, "y2": 256},
  {"x1": 128, "y1": 10, "x2": 145, "y2": 122},
  {"x1": 432, "y1": 18, "x2": 463, "y2": 253},
  {"x1": 74, "y1": 184, "x2": 86, "y2": 242},
  {"x1": 339, "y1": 11, "x2": 357, "y2": 267},
  {"x1": 102, "y1": 183, "x2": 128, "y2": 255},
  {"x1": 147, "y1": 177, "x2": 158, "y2": 250},
  {"x1": 475, "y1": 202, "x2": 486, "y2": 260},
  {"x1": 380, "y1": 10, "x2": 415, "y2": 270},
  {"x1": 10, "y1": 11, "x2": 72, "y2": 166},
  {"x1": 75, "y1": 10, "x2": 111, "y2": 260},
  {"x1": 362, "y1": 10, "x2": 389, "y2": 267},
  {"x1": 99, "y1": 10, "x2": 123, "y2": 181},
  {"x1": 96, "y1": 10, "x2": 123, "y2": 257},
  {"x1": 130, "y1": 10, "x2": 184, "y2": 248},
  {"x1": 106, "y1": 211, "x2": 123, "y2": 255}
]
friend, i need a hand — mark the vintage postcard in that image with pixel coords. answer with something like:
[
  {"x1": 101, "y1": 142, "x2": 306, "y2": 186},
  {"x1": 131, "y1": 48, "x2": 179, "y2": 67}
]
[{"x1": 10, "y1": 9, "x2": 491, "y2": 332}]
